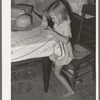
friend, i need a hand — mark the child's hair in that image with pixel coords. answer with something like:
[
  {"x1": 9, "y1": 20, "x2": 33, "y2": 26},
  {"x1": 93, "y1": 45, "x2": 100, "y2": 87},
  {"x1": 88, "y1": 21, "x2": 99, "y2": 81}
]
[{"x1": 46, "y1": 1, "x2": 70, "y2": 22}]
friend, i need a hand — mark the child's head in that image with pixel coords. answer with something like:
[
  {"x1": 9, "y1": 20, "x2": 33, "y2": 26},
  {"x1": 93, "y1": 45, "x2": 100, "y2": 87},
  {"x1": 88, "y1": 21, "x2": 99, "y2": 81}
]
[{"x1": 46, "y1": 1, "x2": 69, "y2": 24}]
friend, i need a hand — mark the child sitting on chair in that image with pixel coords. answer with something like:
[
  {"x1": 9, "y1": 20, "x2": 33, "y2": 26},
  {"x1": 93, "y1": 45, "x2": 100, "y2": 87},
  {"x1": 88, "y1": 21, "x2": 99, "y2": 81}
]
[{"x1": 40, "y1": 1, "x2": 75, "y2": 97}]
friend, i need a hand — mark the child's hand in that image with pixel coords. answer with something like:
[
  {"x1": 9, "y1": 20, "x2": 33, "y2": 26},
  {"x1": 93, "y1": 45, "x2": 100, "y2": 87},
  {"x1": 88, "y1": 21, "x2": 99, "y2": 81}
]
[
  {"x1": 42, "y1": 29, "x2": 54, "y2": 35},
  {"x1": 40, "y1": 28, "x2": 50, "y2": 38},
  {"x1": 40, "y1": 25, "x2": 47, "y2": 32},
  {"x1": 43, "y1": 27, "x2": 55, "y2": 35}
]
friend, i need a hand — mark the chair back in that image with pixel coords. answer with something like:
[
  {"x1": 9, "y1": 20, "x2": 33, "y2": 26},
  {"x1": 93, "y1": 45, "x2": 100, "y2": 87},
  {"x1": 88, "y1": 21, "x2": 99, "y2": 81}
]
[{"x1": 82, "y1": 4, "x2": 95, "y2": 16}]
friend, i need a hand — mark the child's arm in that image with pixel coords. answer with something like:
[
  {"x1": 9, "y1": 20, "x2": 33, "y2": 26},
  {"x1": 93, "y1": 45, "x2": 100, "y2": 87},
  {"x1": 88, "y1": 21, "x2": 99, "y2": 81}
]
[
  {"x1": 40, "y1": 10, "x2": 48, "y2": 32},
  {"x1": 54, "y1": 30, "x2": 70, "y2": 44},
  {"x1": 43, "y1": 28, "x2": 70, "y2": 44}
]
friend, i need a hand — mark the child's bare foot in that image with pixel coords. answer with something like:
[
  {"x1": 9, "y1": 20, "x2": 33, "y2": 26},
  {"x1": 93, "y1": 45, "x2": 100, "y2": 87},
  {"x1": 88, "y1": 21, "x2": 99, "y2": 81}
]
[{"x1": 64, "y1": 90, "x2": 75, "y2": 98}]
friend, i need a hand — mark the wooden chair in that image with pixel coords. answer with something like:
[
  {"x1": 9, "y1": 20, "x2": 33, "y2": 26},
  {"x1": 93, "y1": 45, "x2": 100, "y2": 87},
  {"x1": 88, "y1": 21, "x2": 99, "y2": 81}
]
[
  {"x1": 77, "y1": 4, "x2": 96, "y2": 44},
  {"x1": 61, "y1": 4, "x2": 96, "y2": 89}
]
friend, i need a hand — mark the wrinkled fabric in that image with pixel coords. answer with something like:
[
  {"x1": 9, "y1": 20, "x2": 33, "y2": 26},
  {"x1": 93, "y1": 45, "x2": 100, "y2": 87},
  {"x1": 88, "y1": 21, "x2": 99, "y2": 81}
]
[{"x1": 49, "y1": 20, "x2": 74, "y2": 65}]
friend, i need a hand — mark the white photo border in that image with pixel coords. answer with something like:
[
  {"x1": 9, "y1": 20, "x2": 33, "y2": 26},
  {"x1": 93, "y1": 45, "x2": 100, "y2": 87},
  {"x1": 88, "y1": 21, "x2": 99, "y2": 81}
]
[{"x1": 2, "y1": 0, "x2": 99, "y2": 100}]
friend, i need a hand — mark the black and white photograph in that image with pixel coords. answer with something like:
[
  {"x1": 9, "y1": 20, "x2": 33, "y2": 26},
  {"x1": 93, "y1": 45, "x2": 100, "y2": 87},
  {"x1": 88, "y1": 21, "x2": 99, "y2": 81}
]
[{"x1": 3, "y1": 0, "x2": 98, "y2": 100}]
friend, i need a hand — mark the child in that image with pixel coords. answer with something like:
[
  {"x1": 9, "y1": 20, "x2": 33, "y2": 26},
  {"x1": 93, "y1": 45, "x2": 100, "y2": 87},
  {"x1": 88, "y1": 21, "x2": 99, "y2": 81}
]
[{"x1": 41, "y1": 1, "x2": 75, "y2": 97}]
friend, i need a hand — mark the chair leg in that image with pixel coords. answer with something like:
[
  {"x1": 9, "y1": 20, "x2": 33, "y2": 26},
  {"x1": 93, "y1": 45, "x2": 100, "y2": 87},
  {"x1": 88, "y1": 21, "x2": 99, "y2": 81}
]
[
  {"x1": 71, "y1": 77, "x2": 76, "y2": 89},
  {"x1": 71, "y1": 64, "x2": 78, "y2": 89},
  {"x1": 77, "y1": 13, "x2": 85, "y2": 43}
]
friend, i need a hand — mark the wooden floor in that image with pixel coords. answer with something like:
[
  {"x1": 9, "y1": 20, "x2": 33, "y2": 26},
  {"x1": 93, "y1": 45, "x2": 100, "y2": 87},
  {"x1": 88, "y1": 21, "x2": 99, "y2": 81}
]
[{"x1": 11, "y1": 60, "x2": 96, "y2": 100}]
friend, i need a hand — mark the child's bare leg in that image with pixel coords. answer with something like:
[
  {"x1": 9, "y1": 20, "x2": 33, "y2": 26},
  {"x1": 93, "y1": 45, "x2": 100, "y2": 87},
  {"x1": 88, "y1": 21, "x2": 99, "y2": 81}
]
[{"x1": 54, "y1": 64, "x2": 75, "y2": 97}]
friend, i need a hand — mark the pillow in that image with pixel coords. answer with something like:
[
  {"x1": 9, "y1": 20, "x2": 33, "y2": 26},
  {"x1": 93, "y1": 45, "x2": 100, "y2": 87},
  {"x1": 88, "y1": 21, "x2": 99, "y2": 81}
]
[
  {"x1": 11, "y1": 4, "x2": 33, "y2": 19},
  {"x1": 11, "y1": 11, "x2": 42, "y2": 31},
  {"x1": 16, "y1": 14, "x2": 32, "y2": 28}
]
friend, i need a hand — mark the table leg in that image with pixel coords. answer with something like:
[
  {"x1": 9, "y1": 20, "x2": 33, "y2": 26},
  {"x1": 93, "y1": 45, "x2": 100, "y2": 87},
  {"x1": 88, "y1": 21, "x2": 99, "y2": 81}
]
[{"x1": 42, "y1": 57, "x2": 52, "y2": 93}]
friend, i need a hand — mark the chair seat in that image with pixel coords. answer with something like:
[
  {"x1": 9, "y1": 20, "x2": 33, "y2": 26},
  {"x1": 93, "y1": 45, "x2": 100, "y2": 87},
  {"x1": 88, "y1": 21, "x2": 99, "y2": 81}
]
[{"x1": 63, "y1": 43, "x2": 94, "y2": 69}]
